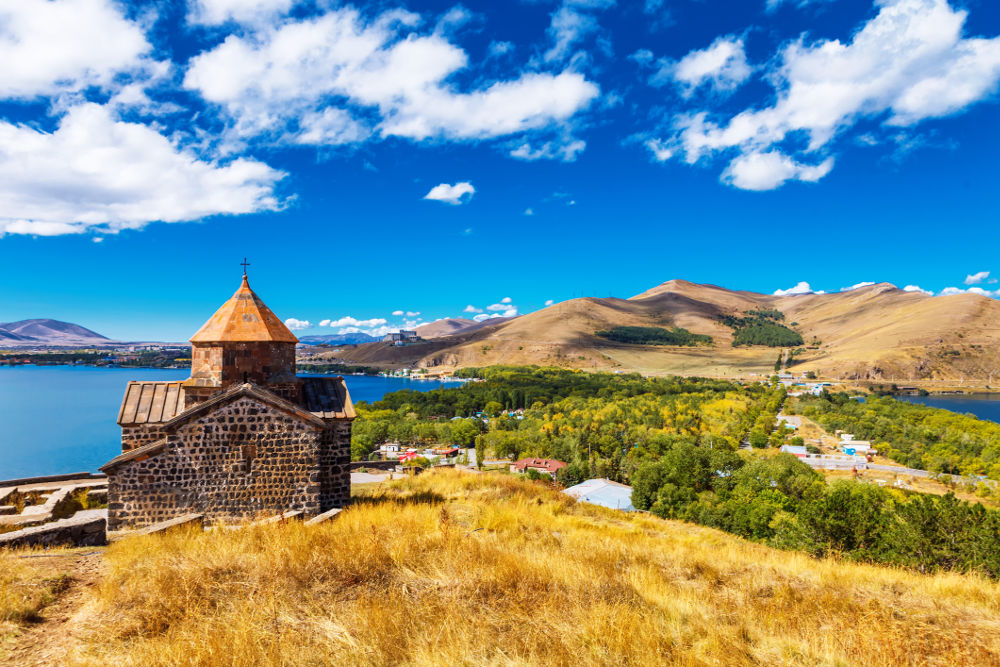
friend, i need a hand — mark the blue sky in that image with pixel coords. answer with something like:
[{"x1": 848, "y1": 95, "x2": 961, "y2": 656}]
[{"x1": 0, "y1": 0, "x2": 999, "y2": 341}]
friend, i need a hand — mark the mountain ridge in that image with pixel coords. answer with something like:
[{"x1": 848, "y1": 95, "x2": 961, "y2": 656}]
[{"x1": 330, "y1": 279, "x2": 1000, "y2": 383}]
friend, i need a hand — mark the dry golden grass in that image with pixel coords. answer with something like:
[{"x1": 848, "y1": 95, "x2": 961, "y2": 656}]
[
  {"x1": 1, "y1": 550, "x2": 72, "y2": 639},
  {"x1": 57, "y1": 470, "x2": 1000, "y2": 666}
]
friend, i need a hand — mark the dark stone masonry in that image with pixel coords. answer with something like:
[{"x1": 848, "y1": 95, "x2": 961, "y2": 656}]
[{"x1": 102, "y1": 273, "x2": 354, "y2": 530}]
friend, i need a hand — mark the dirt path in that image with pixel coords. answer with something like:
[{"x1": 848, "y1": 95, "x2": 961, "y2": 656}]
[{"x1": 2, "y1": 550, "x2": 105, "y2": 666}]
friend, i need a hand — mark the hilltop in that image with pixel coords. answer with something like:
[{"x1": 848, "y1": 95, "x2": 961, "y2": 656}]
[
  {"x1": 331, "y1": 279, "x2": 1000, "y2": 384},
  {"x1": 0, "y1": 319, "x2": 112, "y2": 347},
  {"x1": 5, "y1": 470, "x2": 999, "y2": 665}
]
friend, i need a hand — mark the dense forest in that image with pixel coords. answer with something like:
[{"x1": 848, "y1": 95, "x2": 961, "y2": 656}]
[
  {"x1": 632, "y1": 450, "x2": 1000, "y2": 578},
  {"x1": 721, "y1": 309, "x2": 804, "y2": 347},
  {"x1": 352, "y1": 366, "x2": 782, "y2": 477},
  {"x1": 790, "y1": 392, "x2": 1000, "y2": 479},
  {"x1": 594, "y1": 325, "x2": 712, "y2": 346}
]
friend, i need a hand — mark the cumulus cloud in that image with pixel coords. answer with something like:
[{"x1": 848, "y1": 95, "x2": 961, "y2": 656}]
[
  {"x1": 0, "y1": 0, "x2": 152, "y2": 99},
  {"x1": 424, "y1": 182, "x2": 475, "y2": 205},
  {"x1": 321, "y1": 316, "x2": 388, "y2": 328},
  {"x1": 391, "y1": 310, "x2": 404, "y2": 316},
  {"x1": 543, "y1": 1, "x2": 613, "y2": 64},
  {"x1": 645, "y1": 138, "x2": 673, "y2": 162},
  {"x1": 0, "y1": 103, "x2": 284, "y2": 237},
  {"x1": 500, "y1": 297, "x2": 512, "y2": 304},
  {"x1": 183, "y1": 7, "x2": 599, "y2": 150},
  {"x1": 284, "y1": 318, "x2": 312, "y2": 330},
  {"x1": 656, "y1": 36, "x2": 752, "y2": 96},
  {"x1": 903, "y1": 284, "x2": 933, "y2": 294},
  {"x1": 965, "y1": 270, "x2": 991, "y2": 285},
  {"x1": 473, "y1": 308, "x2": 518, "y2": 322},
  {"x1": 773, "y1": 281, "x2": 814, "y2": 296},
  {"x1": 722, "y1": 151, "x2": 833, "y2": 190},
  {"x1": 187, "y1": 0, "x2": 296, "y2": 26},
  {"x1": 509, "y1": 138, "x2": 586, "y2": 162},
  {"x1": 841, "y1": 282, "x2": 876, "y2": 291},
  {"x1": 406, "y1": 311, "x2": 421, "y2": 317},
  {"x1": 940, "y1": 286, "x2": 1000, "y2": 297},
  {"x1": 463, "y1": 305, "x2": 483, "y2": 313},
  {"x1": 653, "y1": 0, "x2": 1000, "y2": 190},
  {"x1": 545, "y1": 299, "x2": 555, "y2": 306}
]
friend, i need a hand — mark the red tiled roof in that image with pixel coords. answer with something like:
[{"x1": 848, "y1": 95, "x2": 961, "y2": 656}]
[{"x1": 511, "y1": 458, "x2": 567, "y2": 473}]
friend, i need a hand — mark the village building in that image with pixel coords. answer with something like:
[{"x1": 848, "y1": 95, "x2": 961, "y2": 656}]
[
  {"x1": 510, "y1": 458, "x2": 567, "y2": 478},
  {"x1": 101, "y1": 271, "x2": 355, "y2": 530}
]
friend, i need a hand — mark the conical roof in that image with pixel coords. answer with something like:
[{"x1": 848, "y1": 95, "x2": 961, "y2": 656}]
[{"x1": 190, "y1": 275, "x2": 299, "y2": 343}]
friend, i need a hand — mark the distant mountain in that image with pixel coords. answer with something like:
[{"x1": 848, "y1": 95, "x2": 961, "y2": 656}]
[
  {"x1": 0, "y1": 319, "x2": 112, "y2": 346},
  {"x1": 332, "y1": 279, "x2": 1000, "y2": 383},
  {"x1": 298, "y1": 332, "x2": 377, "y2": 346}
]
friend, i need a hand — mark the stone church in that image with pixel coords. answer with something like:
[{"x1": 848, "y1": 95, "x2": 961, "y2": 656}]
[{"x1": 101, "y1": 272, "x2": 354, "y2": 530}]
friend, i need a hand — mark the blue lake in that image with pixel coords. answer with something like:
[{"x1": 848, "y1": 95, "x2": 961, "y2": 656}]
[
  {"x1": 0, "y1": 366, "x2": 463, "y2": 479},
  {"x1": 896, "y1": 394, "x2": 1000, "y2": 425}
]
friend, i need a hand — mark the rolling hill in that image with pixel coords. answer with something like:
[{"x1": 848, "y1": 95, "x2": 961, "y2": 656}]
[
  {"x1": 331, "y1": 279, "x2": 1000, "y2": 384},
  {"x1": 0, "y1": 319, "x2": 112, "y2": 346}
]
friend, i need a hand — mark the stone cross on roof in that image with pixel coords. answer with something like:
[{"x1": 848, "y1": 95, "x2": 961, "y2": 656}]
[{"x1": 241, "y1": 257, "x2": 250, "y2": 275}]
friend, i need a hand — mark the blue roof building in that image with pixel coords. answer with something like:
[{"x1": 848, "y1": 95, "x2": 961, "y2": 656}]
[{"x1": 563, "y1": 478, "x2": 636, "y2": 512}]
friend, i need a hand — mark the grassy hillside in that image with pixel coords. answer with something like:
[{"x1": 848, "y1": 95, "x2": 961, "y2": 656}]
[
  {"x1": 332, "y1": 279, "x2": 1000, "y2": 384},
  {"x1": 9, "y1": 471, "x2": 999, "y2": 665}
]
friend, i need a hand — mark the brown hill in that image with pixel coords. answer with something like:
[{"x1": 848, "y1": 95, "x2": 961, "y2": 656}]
[{"x1": 331, "y1": 280, "x2": 1000, "y2": 384}]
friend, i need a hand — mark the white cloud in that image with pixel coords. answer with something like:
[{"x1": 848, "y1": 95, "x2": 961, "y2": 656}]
[
  {"x1": 543, "y1": 4, "x2": 600, "y2": 64},
  {"x1": 406, "y1": 311, "x2": 421, "y2": 317},
  {"x1": 319, "y1": 319, "x2": 331, "y2": 327},
  {"x1": 524, "y1": 208, "x2": 535, "y2": 216},
  {"x1": 337, "y1": 325, "x2": 396, "y2": 337},
  {"x1": 659, "y1": 36, "x2": 752, "y2": 96},
  {"x1": 463, "y1": 305, "x2": 483, "y2": 313},
  {"x1": 500, "y1": 297, "x2": 512, "y2": 304},
  {"x1": 509, "y1": 138, "x2": 586, "y2": 162},
  {"x1": 841, "y1": 282, "x2": 876, "y2": 291},
  {"x1": 0, "y1": 103, "x2": 284, "y2": 237},
  {"x1": 473, "y1": 309, "x2": 517, "y2": 322},
  {"x1": 661, "y1": 0, "x2": 1000, "y2": 189},
  {"x1": 183, "y1": 7, "x2": 599, "y2": 149},
  {"x1": 767, "y1": 0, "x2": 834, "y2": 12},
  {"x1": 965, "y1": 270, "x2": 991, "y2": 285},
  {"x1": 545, "y1": 299, "x2": 555, "y2": 306},
  {"x1": 392, "y1": 310, "x2": 405, "y2": 316},
  {"x1": 940, "y1": 286, "x2": 1000, "y2": 297},
  {"x1": 284, "y1": 318, "x2": 312, "y2": 330},
  {"x1": 0, "y1": 0, "x2": 152, "y2": 99},
  {"x1": 773, "y1": 281, "x2": 814, "y2": 296},
  {"x1": 645, "y1": 138, "x2": 673, "y2": 162},
  {"x1": 488, "y1": 41, "x2": 514, "y2": 58},
  {"x1": 486, "y1": 303, "x2": 509, "y2": 311},
  {"x1": 188, "y1": 0, "x2": 296, "y2": 26},
  {"x1": 322, "y1": 316, "x2": 388, "y2": 328},
  {"x1": 424, "y1": 182, "x2": 475, "y2": 205},
  {"x1": 903, "y1": 284, "x2": 933, "y2": 294},
  {"x1": 722, "y1": 151, "x2": 833, "y2": 190}
]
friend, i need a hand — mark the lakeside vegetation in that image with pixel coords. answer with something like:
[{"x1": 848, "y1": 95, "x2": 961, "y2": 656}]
[
  {"x1": 0, "y1": 350, "x2": 189, "y2": 368},
  {"x1": 352, "y1": 366, "x2": 1000, "y2": 579},
  {"x1": 594, "y1": 325, "x2": 712, "y2": 346},
  {"x1": 791, "y1": 392, "x2": 1000, "y2": 478},
  {"x1": 16, "y1": 471, "x2": 999, "y2": 665},
  {"x1": 721, "y1": 309, "x2": 804, "y2": 347}
]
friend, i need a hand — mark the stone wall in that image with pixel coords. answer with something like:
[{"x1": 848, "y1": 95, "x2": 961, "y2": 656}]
[
  {"x1": 108, "y1": 395, "x2": 349, "y2": 530},
  {"x1": 318, "y1": 420, "x2": 352, "y2": 511},
  {"x1": 121, "y1": 423, "x2": 168, "y2": 452}
]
